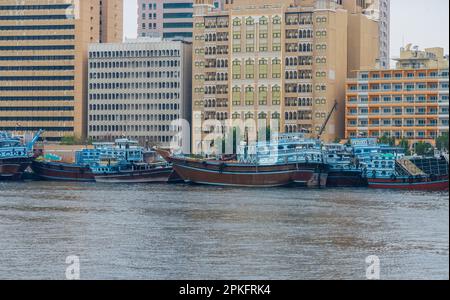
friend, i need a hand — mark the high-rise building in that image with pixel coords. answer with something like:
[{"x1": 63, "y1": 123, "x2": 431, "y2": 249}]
[
  {"x1": 345, "y1": 46, "x2": 449, "y2": 146},
  {"x1": 364, "y1": 0, "x2": 390, "y2": 69},
  {"x1": 191, "y1": 0, "x2": 380, "y2": 153},
  {"x1": 0, "y1": 0, "x2": 123, "y2": 141},
  {"x1": 87, "y1": 38, "x2": 192, "y2": 147},
  {"x1": 137, "y1": 0, "x2": 224, "y2": 41},
  {"x1": 99, "y1": 0, "x2": 124, "y2": 43}
]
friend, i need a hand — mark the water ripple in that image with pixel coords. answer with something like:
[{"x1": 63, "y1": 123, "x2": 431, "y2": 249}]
[{"x1": 0, "y1": 181, "x2": 448, "y2": 280}]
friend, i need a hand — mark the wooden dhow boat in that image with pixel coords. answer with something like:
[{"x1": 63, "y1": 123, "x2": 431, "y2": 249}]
[
  {"x1": 353, "y1": 138, "x2": 449, "y2": 191},
  {"x1": 0, "y1": 130, "x2": 42, "y2": 180},
  {"x1": 158, "y1": 134, "x2": 328, "y2": 188}
]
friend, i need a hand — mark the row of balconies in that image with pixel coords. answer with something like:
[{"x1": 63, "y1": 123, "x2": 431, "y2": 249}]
[
  {"x1": 285, "y1": 43, "x2": 313, "y2": 53},
  {"x1": 346, "y1": 132, "x2": 441, "y2": 140},
  {"x1": 356, "y1": 74, "x2": 448, "y2": 81},
  {"x1": 285, "y1": 99, "x2": 313, "y2": 107},
  {"x1": 285, "y1": 30, "x2": 314, "y2": 40},
  {"x1": 205, "y1": 64, "x2": 229, "y2": 69},
  {"x1": 285, "y1": 17, "x2": 313, "y2": 26},
  {"x1": 204, "y1": 33, "x2": 229, "y2": 42},
  {"x1": 347, "y1": 111, "x2": 440, "y2": 116},
  {"x1": 285, "y1": 84, "x2": 313, "y2": 93},
  {"x1": 204, "y1": 86, "x2": 228, "y2": 95},
  {"x1": 348, "y1": 87, "x2": 447, "y2": 93},
  {"x1": 197, "y1": 97, "x2": 312, "y2": 107},
  {"x1": 347, "y1": 98, "x2": 444, "y2": 104},
  {"x1": 347, "y1": 122, "x2": 442, "y2": 128},
  {"x1": 204, "y1": 47, "x2": 229, "y2": 56},
  {"x1": 204, "y1": 20, "x2": 229, "y2": 29},
  {"x1": 349, "y1": 81, "x2": 448, "y2": 91},
  {"x1": 202, "y1": 99, "x2": 229, "y2": 108},
  {"x1": 205, "y1": 74, "x2": 228, "y2": 82},
  {"x1": 285, "y1": 73, "x2": 313, "y2": 80}
]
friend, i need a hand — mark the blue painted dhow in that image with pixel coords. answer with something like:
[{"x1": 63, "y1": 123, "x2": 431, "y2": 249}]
[{"x1": 0, "y1": 130, "x2": 42, "y2": 180}]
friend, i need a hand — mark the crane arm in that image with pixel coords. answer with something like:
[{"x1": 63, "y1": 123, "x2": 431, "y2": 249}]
[
  {"x1": 27, "y1": 129, "x2": 44, "y2": 150},
  {"x1": 318, "y1": 101, "x2": 338, "y2": 138}
]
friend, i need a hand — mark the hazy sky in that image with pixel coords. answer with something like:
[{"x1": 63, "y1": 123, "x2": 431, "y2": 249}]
[{"x1": 123, "y1": 0, "x2": 450, "y2": 60}]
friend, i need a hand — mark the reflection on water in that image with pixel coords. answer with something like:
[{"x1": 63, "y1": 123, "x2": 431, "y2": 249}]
[{"x1": 0, "y1": 181, "x2": 448, "y2": 280}]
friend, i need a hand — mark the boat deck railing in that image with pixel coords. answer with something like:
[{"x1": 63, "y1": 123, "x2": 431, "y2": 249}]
[
  {"x1": 0, "y1": 146, "x2": 29, "y2": 159},
  {"x1": 409, "y1": 157, "x2": 449, "y2": 177}
]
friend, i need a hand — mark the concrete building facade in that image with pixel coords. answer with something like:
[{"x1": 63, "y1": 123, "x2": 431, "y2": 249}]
[
  {"x1": 364, "y1": 0, "x2": 390, "y2": 68},
  {"x1": 0, "y1": 0, "x2": 123, "y2": 141},
  {"x1": 98, "y1": 0, "x2": 124, "y2": 43},
  {"x1": 345, "y1": 46, "x2": 449, "y2": 146},
  {"x1": 87, "y1": 38, "x2": 192, "y2": 147},
  {"x1": 137, "y1": 0, "x2": 224, "y2": 41},
  {"x1": 191, "y1": 0, "x2": 380, "y2": 153}
]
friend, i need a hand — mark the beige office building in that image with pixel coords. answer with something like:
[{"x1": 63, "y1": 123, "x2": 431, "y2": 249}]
[
  {"x1": 191, "y1": 0, "x2": 379, "y2": 153},
  {"x1": 0, "y1": 0, "x2": 123, "y2": 141}
]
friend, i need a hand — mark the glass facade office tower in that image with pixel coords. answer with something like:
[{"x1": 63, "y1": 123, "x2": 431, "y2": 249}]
[{"x1": 138, "y1": 0, "x2": 224, "y2": 41}]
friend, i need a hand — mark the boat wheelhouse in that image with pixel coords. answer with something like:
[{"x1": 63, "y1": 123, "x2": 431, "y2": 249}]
[
  {"x1": 76, "y1": 139, "x2": 144, "y2": 166},
  {"x1": 1, "y1": 131, "x2": 42, "y2": 180},
  {"x1": 0, "y1": 132, "x2": 28, "y2": 160},
  {"x1": 243, "y1": 133, "x2": 325, "y2": 166}
]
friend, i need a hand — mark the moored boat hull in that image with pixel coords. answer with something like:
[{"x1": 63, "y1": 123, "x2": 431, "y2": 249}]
[
  {"x1": 292, "y1": 171, "x2": 328, "y2": 188},
  {"x1": 172, "y1": 164, "x2": 297, "y2": 187},
  {"x1": 0, "y1": 158, "x2": 31, "y2": 180},
  {"x1": 31, "y1": 161, "x2": 95, "y2": 182},
  {"x1": 368, "y1": 176, "x2": 449, "y2": 191},
  {"x1": 94, "y1": 167, "x2": 173, "y2": 183},
  {"x1": 327, "y1": 170, "x2": 368, "y2": 187}
]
